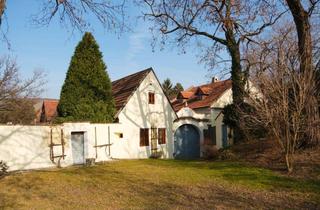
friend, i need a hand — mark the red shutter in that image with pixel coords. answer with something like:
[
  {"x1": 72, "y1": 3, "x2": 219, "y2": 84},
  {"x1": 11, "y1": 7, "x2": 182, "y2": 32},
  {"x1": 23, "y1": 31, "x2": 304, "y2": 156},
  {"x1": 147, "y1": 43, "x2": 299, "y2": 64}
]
[
  {"x1": 149, "y1": 92, "x2": 155, "y2": 104},
  {"x1": 140, "y1": 128, "x2": 144, "y2": 146},
  {"x1": 145, "y1": 128, "x2": 149, "y2": 146},
  {"x1": 158, "y1": 128, "x2": 166, "y2": 144}
]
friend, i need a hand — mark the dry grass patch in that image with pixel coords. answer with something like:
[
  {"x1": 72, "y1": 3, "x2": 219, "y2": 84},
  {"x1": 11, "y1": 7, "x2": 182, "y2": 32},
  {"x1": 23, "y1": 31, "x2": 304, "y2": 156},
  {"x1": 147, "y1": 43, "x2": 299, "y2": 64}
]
[{"x1": 0, "y1": 160, "x2": 319, "y2": 209}]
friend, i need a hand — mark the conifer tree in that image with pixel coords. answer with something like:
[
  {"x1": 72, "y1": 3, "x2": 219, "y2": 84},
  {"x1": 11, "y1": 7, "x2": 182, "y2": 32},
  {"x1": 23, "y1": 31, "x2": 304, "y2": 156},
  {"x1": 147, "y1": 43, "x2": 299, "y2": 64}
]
[{"x1": 57, "y1": 32, "x2": 115, "y2": 123}]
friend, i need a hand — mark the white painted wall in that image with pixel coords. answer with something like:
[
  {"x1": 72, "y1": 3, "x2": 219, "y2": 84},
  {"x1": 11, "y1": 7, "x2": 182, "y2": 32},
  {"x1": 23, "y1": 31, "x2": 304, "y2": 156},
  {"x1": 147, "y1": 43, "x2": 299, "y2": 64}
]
[
  {"x1": 115, "y1": 71, "x2": 177, "y2": 159},
  {"x1": 0, "y1": 125, "x2": 56, "y2": 171},
  {"x1": 173, "y1": 88, "x2": 234, "y2": 156},
  {"x1": 0, "y1": 123, "x2": 123, "y2": 171}
]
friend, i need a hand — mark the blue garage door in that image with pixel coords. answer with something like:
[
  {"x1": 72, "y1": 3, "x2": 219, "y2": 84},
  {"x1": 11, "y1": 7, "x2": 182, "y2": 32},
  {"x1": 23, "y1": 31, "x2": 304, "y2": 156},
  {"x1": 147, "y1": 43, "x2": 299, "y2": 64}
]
[{"x1": 174, "y1": 124, "x2": 200, "y2": 159}]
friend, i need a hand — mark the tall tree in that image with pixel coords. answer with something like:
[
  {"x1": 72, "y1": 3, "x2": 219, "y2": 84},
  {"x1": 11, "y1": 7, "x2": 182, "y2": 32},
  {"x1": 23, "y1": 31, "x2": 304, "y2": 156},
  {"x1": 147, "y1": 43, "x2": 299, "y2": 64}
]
[
  {"x1": 173, "y1": 83, "x2": 184, "y2": 94},
  {"x1": 57, "y1": 32, "x2": 115, "y2": 123},
  {"x1": 162, "y1": 78, "x2": 173, "y2": 97},
  {"x1": 141, "y1": 0, "x2": 284, "y2": 142},
  {"x1": 0, "y1": 0, "x2": 126, "y2": 46},
  {"x1": 285, "y1": 0, "x2": 319, "y2": 74}
]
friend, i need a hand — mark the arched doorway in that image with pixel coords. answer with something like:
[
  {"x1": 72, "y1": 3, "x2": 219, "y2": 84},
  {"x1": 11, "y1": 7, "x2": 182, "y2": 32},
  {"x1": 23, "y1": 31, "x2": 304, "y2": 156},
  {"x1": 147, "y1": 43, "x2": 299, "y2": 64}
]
[{"x1": 174, "y1": 124, "x2": 200, "y2": 159}]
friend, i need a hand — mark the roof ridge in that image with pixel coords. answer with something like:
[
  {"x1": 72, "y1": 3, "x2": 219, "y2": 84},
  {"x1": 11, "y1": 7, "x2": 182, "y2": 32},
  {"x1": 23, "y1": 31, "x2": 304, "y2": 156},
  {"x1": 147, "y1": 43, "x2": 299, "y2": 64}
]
[{"x1": 112, "y1": 67, "x2": 152, "y2": 84}]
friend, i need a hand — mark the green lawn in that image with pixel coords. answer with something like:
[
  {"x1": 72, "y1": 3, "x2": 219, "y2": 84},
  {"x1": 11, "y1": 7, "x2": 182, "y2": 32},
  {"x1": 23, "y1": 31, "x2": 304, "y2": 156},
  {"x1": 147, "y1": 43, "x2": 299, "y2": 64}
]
[{"x1": 0, "y1": 160, "x2": 319, "y2": 209}]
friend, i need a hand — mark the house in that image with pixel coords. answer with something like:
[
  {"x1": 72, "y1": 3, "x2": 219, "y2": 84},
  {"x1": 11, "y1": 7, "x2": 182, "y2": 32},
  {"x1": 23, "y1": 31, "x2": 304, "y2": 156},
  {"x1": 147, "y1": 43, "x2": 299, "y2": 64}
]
[
  {"x1": 36, "y1": 68, "x2": 178, "y2": 159},
  {"x1": 39, "y1": 99, "x2": 59, "y2": 123},
  {"x1": 171, "y1": 77, "x2": 233, "y2": 159},
  {"x1": 110, "y1": 68, "x2": 178, "y2": 159}
]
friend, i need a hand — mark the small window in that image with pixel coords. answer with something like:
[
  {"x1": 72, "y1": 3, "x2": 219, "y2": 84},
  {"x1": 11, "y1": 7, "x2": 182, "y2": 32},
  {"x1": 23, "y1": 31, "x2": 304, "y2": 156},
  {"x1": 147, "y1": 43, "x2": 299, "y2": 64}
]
[
  {"x1": 158, "y1": 128, "x2": 166, "y2": 144},
  {"x1": 140, "y1": 128, "x2": 149, "y2": 146},
  {"x1": 148, "y1": 92, "x2": 155, "y2": 104}
]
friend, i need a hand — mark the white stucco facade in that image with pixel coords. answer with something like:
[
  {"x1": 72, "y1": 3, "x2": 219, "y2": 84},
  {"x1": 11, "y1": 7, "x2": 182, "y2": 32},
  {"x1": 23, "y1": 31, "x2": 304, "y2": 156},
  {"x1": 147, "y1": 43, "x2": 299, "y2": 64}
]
[
  {"x1": 0, "y1": 70, "x2": 178, "y2": 171},
  {"x1": 173, "y1": 87, "x2": 233, "y2": 157},
  {"x1": 114, "y1": 71, "x2": 177, "y2": 159},
  {"x1": 0, "y1": 123, "x2": 125, "y2": 171}
]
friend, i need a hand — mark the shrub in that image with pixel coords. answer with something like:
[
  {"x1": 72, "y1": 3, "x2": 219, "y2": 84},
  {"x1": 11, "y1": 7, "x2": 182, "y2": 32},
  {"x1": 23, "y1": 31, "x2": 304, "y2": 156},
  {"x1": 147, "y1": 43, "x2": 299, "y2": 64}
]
[
  {"x1": 218, "y1": 149, "x2": 238, "y2": 160},
  {"x1": 202, "y1": 145, "x2": 219, "y2": 160},
  {"x1": 0, "y1": 160, "x2": 8, "y2": 177}
]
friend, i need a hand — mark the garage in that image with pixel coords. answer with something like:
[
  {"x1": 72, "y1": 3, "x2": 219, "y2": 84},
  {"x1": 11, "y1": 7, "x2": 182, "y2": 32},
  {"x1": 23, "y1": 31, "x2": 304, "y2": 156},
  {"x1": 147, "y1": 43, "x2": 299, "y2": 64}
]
[{"x1": 174, "y1": 124, "x2": 200, "y2": 159}]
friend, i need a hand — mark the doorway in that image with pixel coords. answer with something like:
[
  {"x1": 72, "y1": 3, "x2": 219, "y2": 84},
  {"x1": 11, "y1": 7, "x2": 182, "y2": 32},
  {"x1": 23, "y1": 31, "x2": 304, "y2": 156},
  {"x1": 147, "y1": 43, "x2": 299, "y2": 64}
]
[{"x1": 71, "y1": 132, "x2": 85, "y2": 164}]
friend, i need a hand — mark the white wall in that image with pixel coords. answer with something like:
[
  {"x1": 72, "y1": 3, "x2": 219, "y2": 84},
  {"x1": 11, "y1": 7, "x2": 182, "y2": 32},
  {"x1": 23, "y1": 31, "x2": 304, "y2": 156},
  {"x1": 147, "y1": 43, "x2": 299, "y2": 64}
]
[
  {"x1": 173, "y1": 88, "x2": 234, "y2": 156},
  {"x1": 115, "y1": 71, "x2": 177, "y2": 159},
  {"x1": 0, "y1": 123, "x2": 123, "y2": 171},
  {"x1": 0, "y1": 125, "x2": 56, "y2": 171}
]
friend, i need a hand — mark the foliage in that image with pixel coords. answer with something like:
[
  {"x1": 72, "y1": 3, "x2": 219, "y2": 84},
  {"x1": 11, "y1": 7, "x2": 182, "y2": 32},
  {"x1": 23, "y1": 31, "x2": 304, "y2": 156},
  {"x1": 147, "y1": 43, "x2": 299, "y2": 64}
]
[
  {"x1": 0, "y1": 99, "x2": 36, "y2": 124},
  {"x1": 173, "y1": 83, "x2": 184, "y2": 94},
  {"x1": 0, "y1": 0, "x2": 126, "y2": 32},
  {"x1": 57, "y1": 32, "x2": 115, "y2": 123},
  {"x1": 241, "y1": 26, "x2": 320, "y2": 173},
  {"x1": 0, "y1": 56, "x2": 45, "y2": 120},
  {"x1": 223, "y1": 103, "x2": 267, "y2": 142},
  {"x1": 161, "y1": 78, "x2": 184, "y2": 99},
  {"x1": 141, "y1": 0, "x2": 285, "y2": 142},
  {"x1": 0, "y1": 160, "x2": 8, "y2": 177},
  {"x1": 161, "y1": 78, "x2": 173, "y2": 96}
]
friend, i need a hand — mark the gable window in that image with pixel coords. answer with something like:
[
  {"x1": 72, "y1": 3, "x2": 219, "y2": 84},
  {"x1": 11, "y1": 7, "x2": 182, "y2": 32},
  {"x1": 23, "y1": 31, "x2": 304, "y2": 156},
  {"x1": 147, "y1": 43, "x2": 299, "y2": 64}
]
[
  {"x1": 158, "y1": 128, "x2": 166, "y2": 144},
  {"x1": 148, "y1": 92, "x2": 155, "y2": 104},
  {"x1": 140, "y1": 128, "x2": 149, "y2": 146}
]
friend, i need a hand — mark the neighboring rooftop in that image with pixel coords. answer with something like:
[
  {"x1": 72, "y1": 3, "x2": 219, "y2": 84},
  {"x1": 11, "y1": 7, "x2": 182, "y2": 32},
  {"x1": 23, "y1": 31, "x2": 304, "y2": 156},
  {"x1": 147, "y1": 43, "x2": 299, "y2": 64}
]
[
  {"x1": 40, "y1": 99, "x2": 59, "y2": 123},
  {"x1": 171, "y1": 79, "x2": 232, "y2": 111}
]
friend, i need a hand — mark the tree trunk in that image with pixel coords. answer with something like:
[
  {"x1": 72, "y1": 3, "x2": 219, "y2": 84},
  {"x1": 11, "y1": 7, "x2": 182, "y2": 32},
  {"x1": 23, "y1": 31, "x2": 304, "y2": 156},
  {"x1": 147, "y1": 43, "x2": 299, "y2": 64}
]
[
  {"x1": 286, "y1": 0, "x2": 312, "y2": 74},
  {"x1": 285, "y1": 153, "x2": 294, "y2": 173},
  {"x1": 0, "y1": 0, "x2": 5, "y2": 25},
  {"x1": 225, "y1": 28, "x2": 245, "y2": 143}
]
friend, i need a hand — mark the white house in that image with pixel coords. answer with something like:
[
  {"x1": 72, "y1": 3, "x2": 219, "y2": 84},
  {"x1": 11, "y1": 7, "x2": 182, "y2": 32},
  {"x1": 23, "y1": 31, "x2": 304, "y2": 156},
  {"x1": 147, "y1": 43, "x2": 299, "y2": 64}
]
[
  {"x1": 171, "y1": 78, "x2": 233, "y2": 159},
  {"x1": 0, "y1": 68, "x2": 178, "y2": 171},
  {"x1": 110, "y1": 68, "x2": 178, "y2": 159}
]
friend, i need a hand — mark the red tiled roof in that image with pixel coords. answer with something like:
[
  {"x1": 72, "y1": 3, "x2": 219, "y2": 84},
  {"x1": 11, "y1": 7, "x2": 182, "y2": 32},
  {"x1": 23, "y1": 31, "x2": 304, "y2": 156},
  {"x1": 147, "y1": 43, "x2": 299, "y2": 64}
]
[
  {"x1": 172, "y1": 79, "x2": 232, "y2": 111},
  {"x1": 112, "y1": 68, "x2": 152, "y2": 116},
  {"x1": 178, "y1": 91, "x2": 194, "y2": 99},
  {"x1": 42, "y1": 99, "x2": 59, "y2": 122},
  {"x1": 38, "y1": 68, "x2": 177, "y2": 122}
]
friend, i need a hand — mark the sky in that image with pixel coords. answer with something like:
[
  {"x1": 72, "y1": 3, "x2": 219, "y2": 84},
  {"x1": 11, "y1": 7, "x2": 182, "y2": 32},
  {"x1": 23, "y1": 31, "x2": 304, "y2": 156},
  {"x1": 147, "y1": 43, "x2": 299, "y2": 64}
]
[{"x1": 0, "y1": 1, "x2": 223, "y2": 99}]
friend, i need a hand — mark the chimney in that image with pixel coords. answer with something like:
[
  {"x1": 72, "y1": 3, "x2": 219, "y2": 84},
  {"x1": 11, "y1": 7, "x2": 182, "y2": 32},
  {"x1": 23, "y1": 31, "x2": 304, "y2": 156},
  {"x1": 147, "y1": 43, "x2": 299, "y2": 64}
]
[{"x1": 211, "y1": 76, "x2": 219, "y2": 83}]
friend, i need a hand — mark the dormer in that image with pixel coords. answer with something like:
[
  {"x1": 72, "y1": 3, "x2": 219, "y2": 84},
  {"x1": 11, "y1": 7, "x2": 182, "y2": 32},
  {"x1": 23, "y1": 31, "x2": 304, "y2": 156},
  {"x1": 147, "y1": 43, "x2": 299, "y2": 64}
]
[
  {"x1": 195, "y1": 87, "x2": 210, "y2": 100},
  {"x1": 177, "y1": 91, "x2": 193, "y2": 102}
]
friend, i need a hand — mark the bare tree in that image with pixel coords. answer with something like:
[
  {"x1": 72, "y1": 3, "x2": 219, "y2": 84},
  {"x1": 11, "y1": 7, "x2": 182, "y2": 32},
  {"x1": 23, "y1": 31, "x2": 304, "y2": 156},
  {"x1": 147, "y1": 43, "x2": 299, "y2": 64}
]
[
  {"x1": 240, "y1": 26, "x2": 320, "y2": 172},
  {"x1": 0, "y1": 0, "x2": 4, "y2": 26},
  {"x1": 285, "y1": 0, "x2": 319, "y2": 74},
  {"x1": 141, "y1": 0, "x2": 285, "y2": 142},
  {"x1": 0, "y1": 56, "x2": 45, "y2": 123},
  {"x1": 0, "y1": 0, "x2": 126, "y2": 33}
]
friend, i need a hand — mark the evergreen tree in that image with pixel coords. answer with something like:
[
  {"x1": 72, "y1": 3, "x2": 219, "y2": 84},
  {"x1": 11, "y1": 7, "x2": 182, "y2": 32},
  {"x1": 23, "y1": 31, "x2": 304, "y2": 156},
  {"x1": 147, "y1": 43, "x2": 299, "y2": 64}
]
[
  {"x1": 173, "y1": 83, "x2": 184, "y2": 94},
  {"x1": 57, "y1": 32, "x2": 115, "y2": 123},
  {"x1": 162, "y1": 78, "x2": 173, "y2": 97}
]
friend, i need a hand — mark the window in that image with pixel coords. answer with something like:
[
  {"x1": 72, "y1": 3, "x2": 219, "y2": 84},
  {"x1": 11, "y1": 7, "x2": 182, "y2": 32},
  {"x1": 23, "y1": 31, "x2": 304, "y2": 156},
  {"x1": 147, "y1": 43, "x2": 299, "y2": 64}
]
[
  {"x1": 140, "y1": 128, "x2": 149, "y2": 146},
  {"x1": 203, "y1": 125, "x2": 216, "y2": 145},
  {"x1": 148, "y1": 92, "x2": 155, "y2": 104},
  {"x1": 158, "y1": 128, "x2": 166, "y2": 144}
]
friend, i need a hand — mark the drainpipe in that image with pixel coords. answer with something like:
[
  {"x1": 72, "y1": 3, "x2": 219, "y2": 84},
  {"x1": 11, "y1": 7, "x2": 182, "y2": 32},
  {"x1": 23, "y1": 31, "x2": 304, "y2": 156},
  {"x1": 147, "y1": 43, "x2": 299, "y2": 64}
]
[
  {"x1": 95, "y1": 126, "x2": 98, "y2": 159},
  {"x1": 108, "y1": 126, "x2": 111, "y2": 157}
]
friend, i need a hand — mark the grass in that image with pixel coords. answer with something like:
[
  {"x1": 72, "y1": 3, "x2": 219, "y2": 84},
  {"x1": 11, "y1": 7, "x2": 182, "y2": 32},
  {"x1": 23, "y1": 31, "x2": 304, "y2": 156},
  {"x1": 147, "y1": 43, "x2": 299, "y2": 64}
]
[{"x1": 0, "y1": 159, "x2": 319, "y2": 209}]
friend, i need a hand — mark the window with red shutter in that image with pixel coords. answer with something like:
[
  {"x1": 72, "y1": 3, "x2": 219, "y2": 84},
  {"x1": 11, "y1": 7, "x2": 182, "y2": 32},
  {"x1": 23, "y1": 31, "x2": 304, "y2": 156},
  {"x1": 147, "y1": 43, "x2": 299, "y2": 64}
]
[
  {"x1": 158, "y1": 128, "x2": 166, "y2": 144},
  {"x1": 148, "y1": 92, "x2": 155, "y2": 104},
  {"x1": 140, "y1": 128, "x2": 149, "y2": 146}
]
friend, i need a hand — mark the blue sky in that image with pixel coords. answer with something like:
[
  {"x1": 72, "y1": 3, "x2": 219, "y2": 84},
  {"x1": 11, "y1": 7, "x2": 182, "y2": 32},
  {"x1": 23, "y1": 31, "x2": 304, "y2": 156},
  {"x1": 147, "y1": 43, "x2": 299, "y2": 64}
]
[{"x1": 0, "y1": 1, "x2": 224, "y2": 99}]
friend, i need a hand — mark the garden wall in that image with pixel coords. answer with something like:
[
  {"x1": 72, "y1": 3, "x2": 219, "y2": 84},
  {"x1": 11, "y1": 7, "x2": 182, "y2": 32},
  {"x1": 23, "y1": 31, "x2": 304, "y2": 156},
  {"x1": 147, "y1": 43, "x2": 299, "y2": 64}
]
[{"x1": 0, "y1": 123, "x2": 123, "y2": 171}]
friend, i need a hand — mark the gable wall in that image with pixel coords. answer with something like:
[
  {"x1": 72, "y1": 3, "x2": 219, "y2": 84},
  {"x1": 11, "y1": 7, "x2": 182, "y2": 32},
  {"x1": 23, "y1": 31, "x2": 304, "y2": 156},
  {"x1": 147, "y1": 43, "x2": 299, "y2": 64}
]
[{"x1": 113, "y1": 71, "x2": 177, "y2": 159}]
